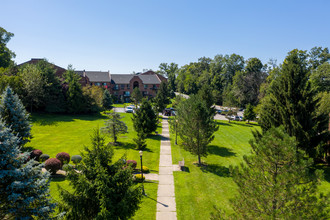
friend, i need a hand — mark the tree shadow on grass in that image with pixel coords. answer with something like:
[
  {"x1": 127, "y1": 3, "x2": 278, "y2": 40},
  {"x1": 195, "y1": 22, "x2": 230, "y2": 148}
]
[
  {"x1": 147, "y1": 134, "x2": 163, "y2": 141},
  {"x1": 230, "y1": 121, "x2": 260, "y2": 128},
  {"x1": 216, "y1": 121, "x2": 232, "y2": 127},
  {"x1": 113, "y1": 142, "x2": 153, "y2": 153},
  {"x1": 200, "y1": 164, "x2": 230, "y2": 177},
  {"x1": 50, "y1": 175, "x2": 66, "y2": 182},
  {"x1": 31, "y1": 113, "x2": 108, "y2": 126},
  {"x1": 208, "y1": 145, "x2": 236, "y2": 157}
]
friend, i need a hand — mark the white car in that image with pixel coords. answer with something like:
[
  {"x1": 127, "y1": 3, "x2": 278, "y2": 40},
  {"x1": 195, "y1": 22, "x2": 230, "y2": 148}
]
[{"x1": 125, "y1": 106, "x2": 134, "y2": 113}]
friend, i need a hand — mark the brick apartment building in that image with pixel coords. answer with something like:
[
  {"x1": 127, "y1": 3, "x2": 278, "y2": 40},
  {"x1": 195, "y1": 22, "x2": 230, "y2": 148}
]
[{"x1": 19, "y1": 59, "x2": 167, "y2": 102}]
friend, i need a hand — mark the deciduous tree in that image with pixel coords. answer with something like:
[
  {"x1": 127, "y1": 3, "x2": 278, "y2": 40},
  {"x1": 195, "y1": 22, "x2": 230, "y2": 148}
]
[
  {"x1": 0, "y1": 27, "x2": 15, "y2": 68},
  {"x1": 131, "y1": 87, "x2": 142, "y2": 107}
]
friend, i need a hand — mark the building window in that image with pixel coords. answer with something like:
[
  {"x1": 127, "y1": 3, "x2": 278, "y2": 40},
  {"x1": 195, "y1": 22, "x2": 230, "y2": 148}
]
[
  {"x1": 127, "y1": 84, "x2": 130, "y2": 89},
  {"x1": 124, "y1": 91, "x2": 130, "y2": 96},
  {"x1": 142, "y1": 91, "x2": 148, "y2": 96},
  {"x1": 114, "y1": 92, "x2": 118, "y2": 95},
  {"x1": 144, "y1": 85, "x2": 148, "y2": 89},
  {"x1": 153, "y1": 84, "x2": 157, "y2": 89},
  {"x1": 121, "y1": 84, "x2": 125, "y2": 89},
  {"x1": 103, "y1": 83, "x2": 107, "y2": 86},
  {"x1": 95, "y1": 82, "x2": 100, "y2": 86},
  {"x1": 114, "y1": 84, "x2": 119, "y2": 90}
]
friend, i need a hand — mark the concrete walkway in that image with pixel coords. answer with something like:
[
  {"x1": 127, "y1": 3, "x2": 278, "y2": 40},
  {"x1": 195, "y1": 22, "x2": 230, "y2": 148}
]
[{"x1": 156, "y1": 116, "x2": 177, "y2": 220}]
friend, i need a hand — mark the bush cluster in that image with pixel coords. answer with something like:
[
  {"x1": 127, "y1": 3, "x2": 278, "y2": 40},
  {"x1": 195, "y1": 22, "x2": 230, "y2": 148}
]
[
  {"x1": 71, "y1": 155, "x2": 82, "y2": 165},
  {"x1": 45, "y1": 158, "x2": 61, "y2": 175},
  {"x1": 134, "y1": 174, "x2": 145, "y2": 182},
  {"x1": 30, "y1": 149, "x2": 43, "y2": 161},
  {"x1": 56, "y1": 152, "x2": 70, "y2": 166},
  {"x1": 127, "y1": 160, "x2": 137, "y2": 169},
  {"x1": 142, "y1": 166, "x2": 149, "y2": 173},
  {"x1": 39, "y1": 154, "x2": 50, "y2": 162}
]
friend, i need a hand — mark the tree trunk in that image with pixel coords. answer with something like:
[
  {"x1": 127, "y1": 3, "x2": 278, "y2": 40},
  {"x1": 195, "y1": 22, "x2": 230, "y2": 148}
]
[{"x1": 198, "y1": 155, "x2": 201, "y2": 165}]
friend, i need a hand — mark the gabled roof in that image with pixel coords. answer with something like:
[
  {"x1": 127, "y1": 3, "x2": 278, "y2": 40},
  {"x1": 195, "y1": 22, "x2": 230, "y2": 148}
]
[
  {"x1": 139, "y1": 75, "x2": 161, "y2": 84},
  {"x1": 110, "y1": 74, "x2": 134, "y2": 84},
  {"x1": 83, "y1": 71, "x2": 111, "y2": 82}
]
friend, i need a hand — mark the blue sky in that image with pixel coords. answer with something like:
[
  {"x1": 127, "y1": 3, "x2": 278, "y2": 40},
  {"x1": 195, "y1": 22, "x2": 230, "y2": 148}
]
[{"x1": 1, "y1": 0, "x2": 329, "y2": 73}]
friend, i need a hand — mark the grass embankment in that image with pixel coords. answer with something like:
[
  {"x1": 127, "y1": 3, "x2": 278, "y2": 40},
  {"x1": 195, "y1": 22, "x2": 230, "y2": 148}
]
[{"x1": 27, "y1": 113, "x2": 162, "y2": 220}]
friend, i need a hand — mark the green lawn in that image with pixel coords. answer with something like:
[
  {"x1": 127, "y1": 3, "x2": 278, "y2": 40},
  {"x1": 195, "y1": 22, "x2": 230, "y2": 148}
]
[{"x1": 27, "y1": 112, "x2": 162, "y2": 219}]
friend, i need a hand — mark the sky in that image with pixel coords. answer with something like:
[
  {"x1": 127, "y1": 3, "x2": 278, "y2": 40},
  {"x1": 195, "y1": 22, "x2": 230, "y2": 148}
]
[{"x1": 1, "y1": 0, "x2": 329, "y2": 73}]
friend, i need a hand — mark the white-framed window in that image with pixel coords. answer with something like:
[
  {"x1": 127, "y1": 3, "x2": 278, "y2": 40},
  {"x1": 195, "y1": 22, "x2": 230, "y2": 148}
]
[
  {"x1": 144, "y1": 84, "x2": 148, "y2": 89},
  {"x1": 95, "y1": 82, "x2": 100, "y2": 86}
]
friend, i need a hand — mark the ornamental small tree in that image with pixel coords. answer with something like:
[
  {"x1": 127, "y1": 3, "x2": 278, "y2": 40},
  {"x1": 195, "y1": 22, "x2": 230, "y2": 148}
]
[
  {"x1": 0, "y1": 86, "x2": 31, "y2": 145},
  {"x1": 243, "y1": 103, "x2": 256, "y2": 124},
  {"x1": 58, "y1": 129, "x2": 143, "y2": 219},
  {"x1": 102, "y1": 89, "x2": 113, "y2": 110},
  {"x1": 101, "y1": 112, "x2": 128, "y2": 144},
  {"x1": 132, "y1": 99, "x2": 157, "y2": 135},
  {"x1": 212, "y1": 126, "x2": 330, "y2": 219},
  {"x1": 0, "y1": 121, "x2": 54, "y2": 219}
]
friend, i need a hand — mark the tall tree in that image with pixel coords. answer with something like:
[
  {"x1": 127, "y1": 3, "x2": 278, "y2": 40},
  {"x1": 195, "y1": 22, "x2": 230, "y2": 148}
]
[
  {"x1": 0, "y1": 86, "x2": 31, "y2": 145},
  {"x1": 258, "y1": 49, "x2": 327, "y2": 158},
  {"x1": 59, "y1": 129, "x2": 142, "y2": 219},
  {"x1": 0, "y1": 27, "x2": 15, "y2": 68},
  {"x1": 243, "y1": 103, "x2": 256, "y2": 124},
  {"x1": 177, "y1": 94, "x2": 218, "y2": 165},
  {"x1": 154, "y1": 81, "x2": 170, "y2": 113},
  {"x1": 101, "y1": 112, "x2": 128, "y2": 144},
  {"x1": 0, "y1": 122, "x2": 54, "y2": 219},
  {"x1": 63, "y1": 65, "x2": 86, "y2": 114},
  {"x1": 132, "y1": 99, "x2": 158, "y2": 135},
  {"x1": 131, "y1": 87, "x2": 142, "y2": 107},
  {"x1": 158, "y1": 62, "x2": 178, "y2": 97},
  {"x1": 212, "y1": 126, "x2": 329, "y2": 219},
  {"x1": 20, "y1": 64, "x2": 47, "y2": 112},
  {"x1": 102, "y1": 89, "x2": 113, "y2": 110}
]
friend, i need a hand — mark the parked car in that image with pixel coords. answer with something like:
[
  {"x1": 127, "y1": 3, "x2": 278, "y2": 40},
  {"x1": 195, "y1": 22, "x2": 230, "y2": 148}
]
[
  {"x1": 125, "y1": 106, "x2": 134, "y2": 113},
  {"x1": 239, "y1": 116, "x2": 243, "y2": 121},
  {"x1": 217, "y1": 109, "x2": 222, "y2": 114}
]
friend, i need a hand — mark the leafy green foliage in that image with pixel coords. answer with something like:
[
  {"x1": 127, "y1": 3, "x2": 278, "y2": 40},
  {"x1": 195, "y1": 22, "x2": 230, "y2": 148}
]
[
  {"x1": 0, "y1": 86, "x2": 31, "y2": 145},
  {"x1": 82, "y1": 85, "x2": 104, "y2": 112},
  {"x1": 158, "y1": 62, "x2": 178, "y2": 97},
  {"x1": 58, "y1": 129, "x2": 143, "y2": 220},
  {"x1": 176, "y1": 94, "x2": 218, "y2": 164},
  {"x1": 131, "y1": 87, "x2": 142, "y2": 106},
  {"x1": 0, "y1": 121, "x2": 54, "y2": 219},
  {"x1": 101, "y1": 112, "x2": 128, "y2": 143},
  {"x1": 154, "y1": 81, "x2": 170, "y2": 112},
  {"x1": 212, "y1": 126, "x2": 329, "y2": 219},
  {"x1": 0, "y1": 27, "x2": 15, "y2": 68},
  {"x1": 132, "y1": 99, "x2": 157, "y2": 135}
]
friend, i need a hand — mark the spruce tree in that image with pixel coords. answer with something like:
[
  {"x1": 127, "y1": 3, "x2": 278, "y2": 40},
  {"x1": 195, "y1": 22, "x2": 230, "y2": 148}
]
[
  {"x1": 59, "y1": 129, "x2": 142, "y2": 219},
  {"x1": 0, "y1": 121, "x2": 54, "y2": 219},
  {"x1": 258, "y1": 49, "x2": 327, "y2": 158},
  {"x1": 131, "y1": 87, "x2": 142, "y2": 107},
  {"x1": 102, "y1": 89, "x2": 113, "y2": 110},
  {"x1": 101, "y1": 112, "x2": 128, "y2": 144},
  {"x1": 0, "y1": 86, "x2": 31, "y2": 145},
  {"x1": 154, "y1": 81, "x2": 170, "y2": 113},
  {"x1": 132, "y1": 99, "x2": 158, "y2": 135},
  {"x1": 243, "y1": 103, "x2": 256, "y2": 123},
  {"x1": 176, "y1": 94, "x2": 218, "y2": 165},
  {"x1": 212, "y1": 126, "x2": 329, "y2": 219}
]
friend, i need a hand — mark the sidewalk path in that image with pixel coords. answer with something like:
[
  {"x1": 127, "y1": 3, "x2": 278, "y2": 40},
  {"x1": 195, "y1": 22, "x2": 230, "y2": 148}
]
[{"x1": 156, "y1": 116, "x2": 177, "y2": 220}]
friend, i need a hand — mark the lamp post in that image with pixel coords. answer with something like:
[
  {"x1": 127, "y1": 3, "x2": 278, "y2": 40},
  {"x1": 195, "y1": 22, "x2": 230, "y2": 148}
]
[
  {"x1": 139, "y1": 150, "x2": 145, "y2": 195},
  {"x1": 175, "y1": 115, "x2": 178, "y2": 145}
]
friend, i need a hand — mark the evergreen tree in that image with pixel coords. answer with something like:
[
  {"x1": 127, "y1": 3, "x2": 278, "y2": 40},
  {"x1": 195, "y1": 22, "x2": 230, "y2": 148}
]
[
  {"x1": 154, "y1": 81, "x2": 170, "y2": 113},
  {"x1": 212, "y1": 126, "x2": 329, "y2": 219},
  {"x1": 0, "y1": 86, "x2": 31, "y2": 145},
  {"x1": 132, "y1": 99, "x2": 158, "y2": 135},
  {"x1": 63, "y1": 65, "x2": 86, "y2": 114},
  {"x1": 131, "y1": 87, "x2": 142, "y2": 107},
  {"x1": 0, "y1": 121, "x2": 54, "y2": 219},
  {"x1": 243, "y1": 103, "x2": 256, "y2": 123},
  {"x1": 133, "y1": 132, "x2": 147, "y2": 150},
  {"x1": 258, "y1": 49, "x2": 327, "y2": 158},
  {"x1": 176, "y1": 94, "x2": 218, "y2": 165},
  {"x1": 102, "y1": 89, "x2": 113, "y2": 110},
  {"x1": 101, "y1": 112, "x2": 128, "y2": 144},
  {"x1": 59, "y1": 129, "x2": 142, "y2": 219}
]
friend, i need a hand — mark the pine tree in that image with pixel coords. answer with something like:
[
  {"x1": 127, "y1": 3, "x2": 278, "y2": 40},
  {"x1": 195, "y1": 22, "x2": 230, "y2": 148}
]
[
  {"x1": 132, "y1": 99, "x2": 158, "y2": 135},
  {"x1": 131, "y1": 87, "x2": 142, "y2": 107},
  {"x1": 0, "y1": 121, "x2": 54, "y2": 219},
  {"x1": 154, "y1": 81, "x2": 170, "y2": 113},
  {"x1": 102, "y1": 89, "x2": 113, "y2": 110},
  {"x1": 176, "y1": 94, "x2": 218, "y2": 165},
  {"x1": 243, "y1": 103, "x2": 256, "y2": 123},
  {"x1": 59, "y1": 129, "x2": 142, "y2": 219},
  {"x1": 63, "y1": 65, "x2": 86, "y2": 114},
  {"x1": 101, "y1": 112, "x2": 128, "y2": 144},
  {"x1": 258, "y1": 49, "x2": 327, "y2": 158},
  {"x1": 0, "y1": 86, "x2": 31, "y2": 145},
  {"x1": 211, "y1": 126, "x2": 329, "y2": 219},
  {"x1": 133, "y1": 132, "x2": 147, "y2": 150}
]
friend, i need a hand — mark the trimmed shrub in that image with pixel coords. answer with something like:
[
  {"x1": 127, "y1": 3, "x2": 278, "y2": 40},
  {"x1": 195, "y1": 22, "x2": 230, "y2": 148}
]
[
  {"x1": 134, "y1": 174, "x2": 145, "y2": 182},
  {"x1": 56, "y1": 152, "x2": 70, "y2": 166},
  {"x1": 39, "y1": 154, "x2": 50, "y2": 162},
  {"x1": 45, "y1": 158, "x2": 61, "y2": 175},
  {"x1": 126, "y1": 160, "x2": 137, "y2": 169},
  {"x1": 142, "y1": 166, "x2": 149, "y2": 173},
  {"x1": 30, "y1": 149, "x2": 43, "y2": 161},
  {"x1": 62, "y1": 164, "x2": 74, "y2": 172},
  {"x1": 71, "y1": 155, "x2": 82, "y2": 165}
]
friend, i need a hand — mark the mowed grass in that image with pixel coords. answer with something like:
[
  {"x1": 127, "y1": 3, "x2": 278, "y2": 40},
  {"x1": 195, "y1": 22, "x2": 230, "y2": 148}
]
[
  {"x1": 26, "y1": 112, "x2": 162, "y2": 219},
  {"x1": 171, "y1": 120, "x2": 330, "y2": 220}
]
